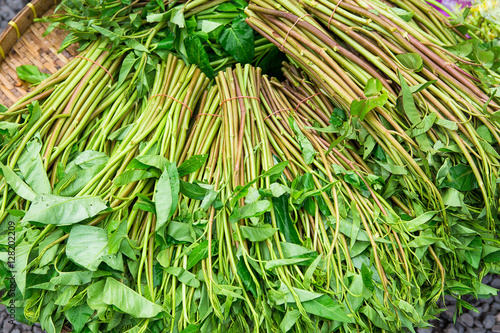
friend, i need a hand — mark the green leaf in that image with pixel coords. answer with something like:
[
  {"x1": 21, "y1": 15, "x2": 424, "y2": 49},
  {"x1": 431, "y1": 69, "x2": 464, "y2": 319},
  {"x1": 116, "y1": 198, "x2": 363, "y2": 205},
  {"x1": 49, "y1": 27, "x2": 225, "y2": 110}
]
[
  {"x1": 410, "y1": 80, "x2": 436, "y2": 93},
  {"x1": 375, "y1": 160, "x2": 408, "y2": 175},
  {"x1": 117, "y1": 52, "x2": 136, "y2": 87},
  {"x1": 0, "y1": 162, "x2": 36, "y2": 201},
  {"x1": 165, "y1": 267, "x2": 200, "y2": 288},
  {"x1": 23, "y1": 194, "x2": 108, "y2": 225},
  {"x1": 50, "y1": 271, "x2": 93, "y2": 285},
  {"x1": 301, "y1": 295, "x2": 352, "y2": 322},
  {"x1": 0, "y1": 104, "x2": 8, "y2": 113},
  {"x1": 435, "y1": 118, "x2": 458, "y2": 131},
  {"x1": 114, "y1": 170, "x2": 156, "y2": 187},
  {"x1": 231, "y1": 161, "x2": 289, "y2": 204},
  {"x1": 280, "y1": 242, "x2": 316, "y2": 258},
  {"x1": 230, "y1": 200, "x2": 271, "y2": 223},
  {"x1": 67, "y1": 225, "x2": 108, "y2": 271},
  {"x1": 155, "y1": 163, "x2": 179, "y2": 231},
  {"x1": 240, "y1": 225, "x2": 278, "y2": 242},
  {"x1": 290, "y1": 118, "x2": 316, "y2": 164},
  {"x1": 403, "y1": 211, "x2": 436, "y2": 232},
  {"x1": 178, "y1": 154, "x2": 208, "y2": 177},
  {"x1": 329, "y1": 107, "x2": 346, "y2": 127},
  {"x1": 17, "y1": 140, "x2": 51, "y2": 195},
  {"x1": 187, "y1": 240, "x2": 215, "y2": 269},
  {"x1": 0, "y1": 122, "x2": 20, "y2": 136},
  {"x1": 361, "y1": 306, "x2": 390, "y2": 330},
  {"x1": 265, "y1": 258, "x2": 309, "y2": 270},
  {"x1": 361, "y1": 263, "x2": 374, "y2": 292},
  {"x1": 39, "y1": 229, "x2": 64, "y2": 267},
  {"x1": 262, "y1": 161, "x2": 289, "y2": 182},
  {"x1": 170, "y1": 6, "x2": 186, "y2": 28},
  {"x1": 398, "y1": 71, "x2": 420, "y2": 125},
  {"x1": 200, "y1": 20, "x2": 223, "y2": 33},
  {"x1": 237, "y1": 259, "x2": 258, "y2": 297},
  {"x1": 166, "y1": 221, "x2": 194, "y2": 243},
  {"x1": 364, "y1": 78, "x2": 383, "y2": 97},
  {"x1": 392, "y1": 7, "x2": 414, "y2": 21},
  {"x1": 15, "y1": 241, "x2": 31, "y2": 296},
  {"x1": 280, "y1": 310, "x2": 301, "y2": 332},
  {"x1": 180, "y1": 180, "x2": 208, "y2": 200},
  {"x1": 157, "y1": 34, "x2": 175, "y2": 51},
  {"x1": 135, "y1": 193, "x2": 156, "y2": 213},
  {"x1": 411, "y1": 113, "x2": 436, "y2": 137},
  {"x1": 185, "y1": 35, "x2": 214, "y2": 78},
  {"x1": 272, "y1": 194, "x2": 301, "y2": 244},
  {"x1": 396, "y1": 53, "x2": 423, "y2": 71},
  {"x1": 180, "y1": 324, "x2": 201, "y2": 333},
  {"x1": 66, "y1": 304, "x2": 93, "y2": 332},
  {"x1": 102, "y1": 278, "x2": 164, "y2": 318},
  {"x1": 219, "y1": 19, "x2": 255, "y2": 64},
  {"x1": 130, "y1": 155, "x2": 169, "y2": 171},
  {"x1": 16, "y1": 65, "x2": 49, "y2": 84},
  {"x1": 444, "y1": 164, "x2": 479, "y2": 191}
]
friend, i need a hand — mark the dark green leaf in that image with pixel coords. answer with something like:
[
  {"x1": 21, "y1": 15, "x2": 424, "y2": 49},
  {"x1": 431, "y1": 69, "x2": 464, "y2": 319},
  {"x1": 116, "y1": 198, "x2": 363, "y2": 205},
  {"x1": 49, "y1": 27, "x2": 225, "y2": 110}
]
[
  {"x1": 444, "y1": 164, "x2": 479, "y2": 191},
  {"x1": 237, "y1": 259, "x2": 258, "y2": 297},
  {"x1": 219, "y1": 19, "x2": 255, "y2": 64},
  {"x1": 329, "y1": 107, "x2": 346, "y2": 127},
  {"x1": 187, "y1": 240, "x2": 215, "y2": 269},
  {"x1": 180, "y1": 180, "x2": 208, "y2": 200},
  {"x1": 273, "y1": 194, "x2": 301, "y2": 244},
  {"x1": 185, "y1": 35, "x2": 214, "y2": 78},
  {"x1": 361, "y1": 263, "x2": 374, "y2": 292}
]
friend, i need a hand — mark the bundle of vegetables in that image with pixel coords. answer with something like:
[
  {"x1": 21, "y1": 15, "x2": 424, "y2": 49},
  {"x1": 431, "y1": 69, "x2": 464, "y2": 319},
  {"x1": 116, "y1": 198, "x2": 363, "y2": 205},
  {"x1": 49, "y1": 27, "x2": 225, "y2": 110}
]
[
  {"x1": 42, "y1": 0, "x2": 281, "y2": 93},
  {"x1": 246, "y1": 0, "x2": 500, "y2": 238},
  {"x1": 0, "y1": 51, "x2": 211, "y2": 332},
  {"x1": 2, "y1": 0, "x2": 500, "y2": 332}
]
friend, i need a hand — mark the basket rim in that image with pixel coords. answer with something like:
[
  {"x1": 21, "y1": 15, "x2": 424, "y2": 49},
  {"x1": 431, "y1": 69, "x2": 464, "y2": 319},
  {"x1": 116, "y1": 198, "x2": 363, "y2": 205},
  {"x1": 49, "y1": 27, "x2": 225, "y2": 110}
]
[{"x1": 0, "y1": 0, "x2": 60, "y2": 65}]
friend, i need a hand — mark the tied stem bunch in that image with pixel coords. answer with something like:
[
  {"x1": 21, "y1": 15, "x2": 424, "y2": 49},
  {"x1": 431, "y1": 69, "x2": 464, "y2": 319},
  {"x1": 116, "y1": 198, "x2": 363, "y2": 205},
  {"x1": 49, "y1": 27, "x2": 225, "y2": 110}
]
[
  {"x1": 40, "y1": 0, "x2": 280, "y2": 92},
  {"x1": 245, "y1": 0, "x2": 500, "y2": 258}
]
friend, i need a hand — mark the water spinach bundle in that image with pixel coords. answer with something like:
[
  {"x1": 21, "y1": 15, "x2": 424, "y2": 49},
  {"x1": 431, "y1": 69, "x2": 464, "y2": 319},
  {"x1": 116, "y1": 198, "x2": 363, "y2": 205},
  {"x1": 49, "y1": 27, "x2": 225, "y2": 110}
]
[{"x1": 0, "y1": 0, "x2": 499, "y2": 333}]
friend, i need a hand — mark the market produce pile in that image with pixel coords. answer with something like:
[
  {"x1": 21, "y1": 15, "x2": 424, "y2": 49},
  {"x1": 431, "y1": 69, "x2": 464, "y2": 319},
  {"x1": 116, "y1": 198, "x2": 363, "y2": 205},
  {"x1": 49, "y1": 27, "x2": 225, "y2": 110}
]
[{"x1": 1, "y1": 0, "x2": 500, "y2": 332}]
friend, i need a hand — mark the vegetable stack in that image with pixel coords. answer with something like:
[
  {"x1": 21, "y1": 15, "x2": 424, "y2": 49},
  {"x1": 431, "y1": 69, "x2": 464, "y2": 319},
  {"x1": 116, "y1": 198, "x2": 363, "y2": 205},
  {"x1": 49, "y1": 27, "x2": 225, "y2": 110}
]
[{"x1": 1, "y1": 0, "x2": 500, "y2": 332}]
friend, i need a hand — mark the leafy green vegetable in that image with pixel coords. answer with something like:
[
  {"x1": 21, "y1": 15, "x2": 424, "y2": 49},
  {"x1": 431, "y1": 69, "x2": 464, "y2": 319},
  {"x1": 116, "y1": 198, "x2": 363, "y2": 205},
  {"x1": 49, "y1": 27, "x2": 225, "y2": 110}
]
[
  {"x1": 23, "y1": 194, "x2": 108, "y2": 225},
  {"x1": 219, "y1": 19, "x2": 255, "y2": 64},
  {"x1": 16, "y1": 65, "x2": 50, "y2": 84}
]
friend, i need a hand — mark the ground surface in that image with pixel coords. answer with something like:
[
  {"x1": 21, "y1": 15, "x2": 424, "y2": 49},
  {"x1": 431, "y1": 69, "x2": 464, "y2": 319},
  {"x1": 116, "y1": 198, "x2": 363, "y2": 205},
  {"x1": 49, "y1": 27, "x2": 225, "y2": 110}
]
[{"x1": 1, "y1": 1, "x2": 500, "y2": 332}]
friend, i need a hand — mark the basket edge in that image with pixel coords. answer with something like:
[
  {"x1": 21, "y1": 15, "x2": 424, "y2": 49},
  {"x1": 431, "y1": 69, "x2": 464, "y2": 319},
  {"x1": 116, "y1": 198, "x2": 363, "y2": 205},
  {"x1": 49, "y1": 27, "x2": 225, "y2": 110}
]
[{"x1": 0, "y1": 0, "x2": 60, "y2": 65}]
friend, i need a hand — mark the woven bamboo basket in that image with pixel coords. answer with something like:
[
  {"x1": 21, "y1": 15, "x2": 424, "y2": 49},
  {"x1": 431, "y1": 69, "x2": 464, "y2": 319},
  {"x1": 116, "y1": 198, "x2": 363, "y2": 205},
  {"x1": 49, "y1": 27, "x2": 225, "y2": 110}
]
[{"x1": 0, "y1": 0, "x2": 77, "y2": 108}]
